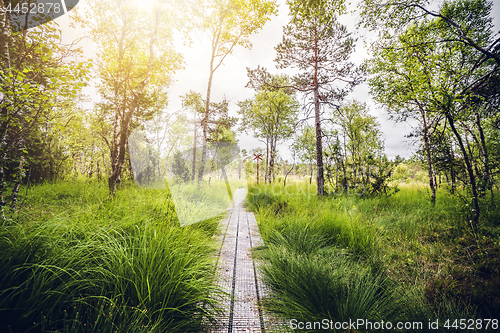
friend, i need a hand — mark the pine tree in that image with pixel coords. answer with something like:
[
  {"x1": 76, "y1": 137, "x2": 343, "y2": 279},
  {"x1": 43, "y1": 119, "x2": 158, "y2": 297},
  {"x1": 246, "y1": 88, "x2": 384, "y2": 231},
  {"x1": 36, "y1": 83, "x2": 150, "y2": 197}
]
[{"x1": 272, "y1": 0, "x2": 363, "y2": 195}]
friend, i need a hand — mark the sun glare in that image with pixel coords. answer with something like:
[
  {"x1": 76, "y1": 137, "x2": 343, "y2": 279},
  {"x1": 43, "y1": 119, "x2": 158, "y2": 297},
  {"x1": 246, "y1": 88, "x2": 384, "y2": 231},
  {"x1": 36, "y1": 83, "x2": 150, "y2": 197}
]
[{"x1": 130, "y1": 0, "x2": 161, "y2": 11}]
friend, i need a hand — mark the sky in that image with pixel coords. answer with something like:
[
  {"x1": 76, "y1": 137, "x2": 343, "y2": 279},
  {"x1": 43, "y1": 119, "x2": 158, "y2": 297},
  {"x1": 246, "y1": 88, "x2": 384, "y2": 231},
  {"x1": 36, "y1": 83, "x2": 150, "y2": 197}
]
[{"x1": 52, "y1": 0, "x2": 500, "y2": 161}]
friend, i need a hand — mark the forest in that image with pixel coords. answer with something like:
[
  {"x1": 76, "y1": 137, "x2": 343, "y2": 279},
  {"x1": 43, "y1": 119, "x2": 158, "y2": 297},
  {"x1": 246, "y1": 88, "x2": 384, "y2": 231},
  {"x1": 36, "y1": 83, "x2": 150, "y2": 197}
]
[{"x1": 1, "y1": 0, "x2": 500, "y2": 331}]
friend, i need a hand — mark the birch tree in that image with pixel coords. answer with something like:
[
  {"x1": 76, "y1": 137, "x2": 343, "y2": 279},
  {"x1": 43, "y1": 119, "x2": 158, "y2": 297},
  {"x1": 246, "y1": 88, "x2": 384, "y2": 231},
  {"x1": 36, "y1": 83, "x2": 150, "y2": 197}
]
[
  {"x1": 192, "y1": 0, "x2": 277, "y2": 182},
  {"x1": 1, "y1": 9, "x2": 89, "y2": 220},
  {"x1": 238, "y1": 83, "x2": 299, "y2": 183},
  {"x1": 74, "y1": 0, "x2": 182, "y2": 195},
  {"x1": 367, "y1": 0, "x2": 497, "y2": 223}
]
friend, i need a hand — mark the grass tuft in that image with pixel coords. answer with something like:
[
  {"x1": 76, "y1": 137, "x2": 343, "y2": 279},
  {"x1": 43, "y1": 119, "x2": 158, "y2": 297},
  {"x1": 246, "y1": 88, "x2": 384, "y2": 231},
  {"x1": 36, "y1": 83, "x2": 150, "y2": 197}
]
[
  {"x1": 0, "y1": 180, "x2": 223, "y2": 332},
  {"x1": 248, "y1": 182, "x2": 499, "y2": 330}
]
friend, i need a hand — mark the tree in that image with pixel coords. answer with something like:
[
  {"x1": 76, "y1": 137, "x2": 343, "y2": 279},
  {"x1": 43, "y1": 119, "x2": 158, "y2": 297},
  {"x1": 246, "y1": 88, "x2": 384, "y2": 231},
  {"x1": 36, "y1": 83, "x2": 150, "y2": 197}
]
[
  {"x1": 191, "y1": 0, "x2": 277, "y2": 182},
  {"x1": 42, "y1": 94, "x2": 100, "y2": 182},
  {"x1": 74, "y1": 0, "x2": 182, "y2": 196},
  {"x1": 368, "y1": 24, "x2": 442, "y2": 203},
  {"x1": 323, "y1": 129, "x2": 344, "y2": 189},
  {"x1": 359, "y1": 0, "x2": 500, "y2": 67},
  {"x1": 334, "y1": 100, "x2": 384, "y2": 189},
  {"x1": 256, "y1": 0, "x2": 362, "y2": 195},
  {"x1": 321, "y1": 101, "x2": 385, "y2": 194},
  {"x1": 366, "y1": 0, "x2": 497, "y2": 223},
  {"x1": 182, "y1": 91, "x2": 237, "y2": 182},
  {"x1": 238, "y1": 79, "x2": 299, "y2": 183},
  {"x1": 162, "y1": 114, "x2": 192, "y2": 165},
  {"x1": 171, "y1": 150, "x2": 191, "y2": 182},
  {"x1": 206, "y1": 107, "x2": 238, "y2": 189},
  {"x1": 0, "y1": 14, "x2": 90, "y2": 221},
  {"x1": 292, "y1": 125, "x2": 316, "y2": 183}
]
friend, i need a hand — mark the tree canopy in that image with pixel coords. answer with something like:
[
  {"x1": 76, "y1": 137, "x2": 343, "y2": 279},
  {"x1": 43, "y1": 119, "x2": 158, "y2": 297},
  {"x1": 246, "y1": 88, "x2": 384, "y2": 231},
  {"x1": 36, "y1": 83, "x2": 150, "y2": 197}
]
[{"x1": 239, "y1": 75, "x2": 299, "y2": 183}]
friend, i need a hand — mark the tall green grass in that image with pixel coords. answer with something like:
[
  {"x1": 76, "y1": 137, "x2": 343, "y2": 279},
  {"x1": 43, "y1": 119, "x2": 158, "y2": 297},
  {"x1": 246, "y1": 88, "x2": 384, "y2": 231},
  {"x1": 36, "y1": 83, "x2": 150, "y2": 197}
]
[
  {"x1": 248, "y1": 182, "x2": 491, "y2": 332},
  {"x1": 0, "y1": 180, "x2": 223, "y2": 332},
  {"x1": 169, "y1": 179, "x2": 240, "y2": 227}
]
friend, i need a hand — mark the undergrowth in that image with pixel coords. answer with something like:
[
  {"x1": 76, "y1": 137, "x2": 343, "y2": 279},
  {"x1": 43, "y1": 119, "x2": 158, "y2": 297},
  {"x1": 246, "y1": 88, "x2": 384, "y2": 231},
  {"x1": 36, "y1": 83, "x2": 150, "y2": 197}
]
[
  {"x1": 247, "y1": 182, "x2": 500, "y2": 332},
  {"x1": 0, "y1": 179, "x2": 223, "y2": 333}
]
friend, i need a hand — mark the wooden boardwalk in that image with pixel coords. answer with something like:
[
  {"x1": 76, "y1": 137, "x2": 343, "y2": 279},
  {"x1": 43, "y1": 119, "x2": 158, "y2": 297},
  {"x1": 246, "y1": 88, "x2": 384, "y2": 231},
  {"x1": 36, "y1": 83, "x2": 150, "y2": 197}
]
[{"x1": 208, "y1": 188, "x2": 288, "y2": 333}]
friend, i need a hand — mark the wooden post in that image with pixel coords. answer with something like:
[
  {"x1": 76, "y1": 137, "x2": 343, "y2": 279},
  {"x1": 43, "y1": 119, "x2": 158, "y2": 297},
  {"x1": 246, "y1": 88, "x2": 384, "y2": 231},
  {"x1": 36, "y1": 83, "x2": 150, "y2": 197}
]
[
  {"x1": 192, "y1": 122, "x2": 197, "y2": 182},
  {"x1": 238, "y1": 156, "x2": 242, "y2": 179},
  {"x1": 253, "y1": 153, "x2": 263, "y2": 184}
]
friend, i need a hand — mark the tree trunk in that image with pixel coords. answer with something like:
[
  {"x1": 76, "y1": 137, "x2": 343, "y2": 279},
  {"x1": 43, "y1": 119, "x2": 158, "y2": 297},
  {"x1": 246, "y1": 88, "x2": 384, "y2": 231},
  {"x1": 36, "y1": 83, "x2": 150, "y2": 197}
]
[
  {"x1": 313, "y1": 30, "x2": 324, "y2": 196},
  {"x1": 269, "y1": 136, "x2": 276, "y2": 183},
  {"x1": 418, "y1": 104, "x2": 436, "y2": 203},
  {"x1": 283, "y1": 163, "x2": 294, "y2": 187},
  {"x1": 108, "y1": 10, "x2": 159, "y2": 196},
  {"x1": 89, "y1": 142, "x2": 95, "y2": 178},
  {"x1": 462, "y1": 123, "x2": 480, "y2": 185},
  {"x1": 97, "y1": 159, "x2": 101, "y2": 182},
  {"x1": 265, "y1": 136, "x2": 269, "y2": 184},
  {"x1": 446, "y1": 113, "x2": 480, "y2": 224},
  {"x1": 0, "y1": 0, "x2": 11, "y2": 69},
  {"x1": 433, "y1": 168, "x2": 437, "y2": 191},
  {"x1": 1, "y1": 0, "x2": 10, "y2": 223},
  {"x1": 102, "y1": 150, "x2": 107, "y2": 175},
  {"x1": 199, "y1": 31, "x2": 219, "y2": 183},
  {"x1": 0, "y1": 152, "x2": 6, "y2": 222},
  {"x1": 450, "y1": 142, "x2": 456, "y2": 194},
  {"x1": 310, "y1": 163, "x2": 313, "y2": 184},
  {"x1": 10, "y1": 156, "x2": 24, "y2": 210},
  {"x1": 469, "y1": 110, "x2": 490, "y2": 197},
  {"x1": 343, "y1": 133, "x2": 347, "y2": 191},
  {"x1": 109, "y1": 110, "x2": 133, "y2": 195}
]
